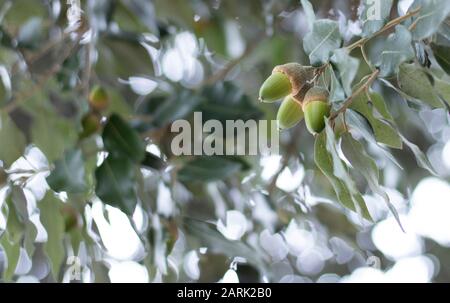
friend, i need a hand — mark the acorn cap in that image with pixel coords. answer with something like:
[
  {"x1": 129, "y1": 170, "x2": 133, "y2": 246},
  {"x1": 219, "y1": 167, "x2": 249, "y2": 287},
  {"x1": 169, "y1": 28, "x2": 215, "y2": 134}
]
[
  {"x1": 276, "y1": 95, "x2": 304, "y2": 130},
  {"x1": 302, "y1": 86, "x2": 329, "y2": 107},
  {"x1": 273, "y1": 63, "x2": 315, "y2": 102},
  {"x1": 303, "y1": 101, "x2": 331, "y2": 134},
  {"x1": 259, "y1": 72, "x2": 292, "y2": 103}
]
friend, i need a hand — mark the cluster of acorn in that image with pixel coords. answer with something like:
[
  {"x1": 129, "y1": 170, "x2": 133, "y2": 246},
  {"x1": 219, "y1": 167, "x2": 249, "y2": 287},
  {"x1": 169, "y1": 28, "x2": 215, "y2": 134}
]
[
  {"x1": 80, "y1": 85, "x2": 109, "y2": 139},
  {"x1": 259, "y1": 63, "x2": 331, "y2": 134}
]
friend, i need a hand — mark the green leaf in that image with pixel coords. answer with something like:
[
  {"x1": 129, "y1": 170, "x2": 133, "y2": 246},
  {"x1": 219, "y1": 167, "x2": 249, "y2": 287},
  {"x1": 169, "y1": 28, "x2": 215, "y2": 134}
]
[
  {"x1": 314, "y1": 123, "x2": 372, "y2": 221},
  {"x1": 0, "y1": 112, "x2": 26, "y2": 166},
  {"x1": 95, "y1": 156, "x2": 138, "y2": 215},
  {"x1": 178, "y1": 156, "x2": 243, "y2": 182},
  {"x1": 359, "y1": 0, "x2": 393, "y2": 37},
  {"x1": 38, "y1": 192, "x2": 65, "y2": 281},
  {"x1": 152, "y1": 90, "x2": 203, "y2": 127},
  {"x1": 400, "y1": 134, "x2": 438, "y2": 175},
  {"x1": 303, "y1": 19, "x2": 342, "y2": 66},
  {"x1": 328, "y1": 66, "x2": 346, "y2": 102},
  {"x1": 434, "y1": 77, "x2": 450, "y2": 106},
  {"x1": 102, "y1": 114, "x2": 145, "y2": 163},
  {"x1": 346, "y1": 111, "x2": 403, "y2": 168},
  {"x1": 408, "y1": 0, "x2": 450, "y2": 40},
  {"x1": 368, "y1": 25, "x2": 414, "y2": 77},
  {"x1": 431, "y1": 43, "x2": 450, "y2": 74},
  {"x1": 398, "y1": 63, "x2": 445, "y2": 108},
  {"x1": 0, "y1": 193, "x2": 25, "y2": 281},
  {"x1": 199, "y1": 82, "x2": 263, "y2": 122},
  {"x1": 47, "y1": 149, "x2": 86, "y2": 193},
  {"x1": 350, "y1": 90, "x2": 402, "y2": 149},
  {"x1": 182, "y1": 217, "x2": 265, "y2": 270},
  {"x1": 30, "y1": 107, "x2": 78, "y2": 162},
  {"x1": 330, "y1": 49, "x2": 360, "y2": 97},
  {"x1": 141, "y1": 152, "x2": 166, "y2": 170},
  {"x1": 380, "y1": 26, "x2": 415, "y2": 77},
  {"x1": 341, "y1": 133, "x2": 403, "y2": 230}
]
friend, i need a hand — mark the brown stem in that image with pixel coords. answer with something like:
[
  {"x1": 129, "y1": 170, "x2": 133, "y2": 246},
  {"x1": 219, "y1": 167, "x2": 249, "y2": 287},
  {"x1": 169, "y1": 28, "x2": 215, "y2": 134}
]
[
  {"x1": 330, "y1": 69, "x2": 380, "y2": 120},
  {"x1": 347, "y1": 7, "x2": 421, "y2": 51}
]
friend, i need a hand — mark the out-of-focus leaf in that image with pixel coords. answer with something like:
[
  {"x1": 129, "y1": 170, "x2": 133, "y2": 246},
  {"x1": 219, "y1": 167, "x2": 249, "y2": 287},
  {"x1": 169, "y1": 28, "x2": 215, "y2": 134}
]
[
  {"x1": 431, "y1": 43, "x2": 450, "y2": 74},
  {"x1": 152, "y1": 90, "x2": 202, "y2": 127},
  {"x1": 178, "y1": 156, "x2": 243, "y2": 183},
  {"x1": 47, "y1": 149, "x2": 86, "y2": 193},
  {"x1": 434, "y1": 77, "x2": 450, "y2": 106},
  {"x1": 314, "y1": 123, "x2": 372, "y2": 220},
  {"x1": 398, "y1": 63, "x2": 445, "y2": 108},
  {"x1": 31, "y1": 107, "x2": 78, "y2": 162},
  {"x1": 38, "y1": 192, "x2": 65, "y2": 281},
  {"x1": 95, "y1": 156, "x2": 138, "y2": 216},
  {"x1": 300, "y1": 0, "x2": 316, "y2": 30},
  {"x1": 102, "y1": 114, "x2": 145, "y2": 163},
  {"x1": 17, "y1": 17, "x2": 45, "y2": 49},
  {"x1": 182, "y1": 218, "x2": 265, "y2": 270},
  {"x1": 0, "y1": 112, "x2": 26, "y2": 166},
  {"x1": 0, "y1": 66, "x2": 12, "y2": 105},
  {"x1": 408, "y1": 0, "x2": 450, "y2": 40},
  {"x1": 350, "y1": 89, "x2": 402, "y2": 148},
  {"x1": 400, "y1": 134, "x2": 438, "y2": 175},
  {"x1": 346, "y1": 111, "x2": 403, "y2": 168},
  {"x1": 141, "y1": 152, "x2": 166, "y2": 170},
  {"x1": 199, "y1": 82, "x2": 263, "y2": 122},
  {"x1": 359, "y1": 0, "x2": 393, "y2": 37},
  {"x1": 341, "y1": 133, "x2": 402, "y2": 229},
  {"x1": 0, "y1": 194, "x2": 25, "y2": 281},
  {"x1": 303, "y1": 20, "x2": 342, "y2": 66}
]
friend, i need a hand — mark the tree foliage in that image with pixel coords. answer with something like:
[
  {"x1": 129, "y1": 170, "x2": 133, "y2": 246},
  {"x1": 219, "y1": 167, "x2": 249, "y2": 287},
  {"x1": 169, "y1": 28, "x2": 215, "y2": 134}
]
[{"x1": 0, "y1": 0, "x2": 449, "y2": 283}]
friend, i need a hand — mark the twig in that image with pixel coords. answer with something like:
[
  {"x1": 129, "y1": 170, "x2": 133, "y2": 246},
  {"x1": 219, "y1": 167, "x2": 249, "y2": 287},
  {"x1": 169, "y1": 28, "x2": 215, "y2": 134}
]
[
  {"x1": 347, "y1": 7, "x2": 421, "y2": 51},
  {"x1": 199, "y1": 33, "x2": 264, "y2": 86},
  {"x1": 329, "y1": 69, "x2": 380, "y2": 120},
  {"x1": 2, "y1": 34, "x2": 85, "y2": 114}
]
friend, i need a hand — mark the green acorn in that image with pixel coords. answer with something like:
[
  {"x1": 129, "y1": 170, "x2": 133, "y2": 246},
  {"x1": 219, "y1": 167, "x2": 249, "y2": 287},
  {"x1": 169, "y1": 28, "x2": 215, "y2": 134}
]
[
  {"x1": 302, "y1": 86, "x2": 330, "y2": 134},
  {"x1": 259, "y1": 72, "x2": 292, "y2": 103},
  {"x1": 259, "y1": 63, "x2": 315, "y2": 103},
  {"x1": 80, "y1": 112, "x2": 101, "y2": 139},
  {"x1": 276, "y1": 95, "x2": 304, "y2": 130},
  {"x1": 89, "y1": 85, "x2": 109, "y2": 112}
]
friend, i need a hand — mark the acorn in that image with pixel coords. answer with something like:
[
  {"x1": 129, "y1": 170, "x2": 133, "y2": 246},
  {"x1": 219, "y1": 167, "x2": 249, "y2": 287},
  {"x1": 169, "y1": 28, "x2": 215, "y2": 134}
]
[
  {"x1": 80, "y1": 112, "x2": 101, "y2": 139},
  {"x1": 302, "y1": 86, "x2": 330, "y2": 134},
  {"x1": 259, "y1": 63, "x2": 314, "y2": 103},
  {"x1": 276, "y1": 95, "x2": 304, "y2": 130},
  {"x1": 89, "y1": 85, "x2": 109, "y2": 112},
  {"x1": 259, "y1": 72, "x2": 291, "y2": 103}
]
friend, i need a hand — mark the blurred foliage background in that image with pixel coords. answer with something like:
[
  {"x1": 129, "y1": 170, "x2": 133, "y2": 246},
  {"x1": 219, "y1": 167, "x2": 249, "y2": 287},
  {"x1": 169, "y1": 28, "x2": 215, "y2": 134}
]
[{"x1": 0, "y1": 0, "x2": 450, "y2": 283}]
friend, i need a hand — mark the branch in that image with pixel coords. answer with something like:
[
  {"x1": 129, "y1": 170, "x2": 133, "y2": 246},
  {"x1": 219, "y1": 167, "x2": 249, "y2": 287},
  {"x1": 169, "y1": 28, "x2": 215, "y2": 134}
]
[
  {"x1": 329, "y1": 69, "x2": 380, "y2": 120},
  {"x1": 199, "y1": 33, "x2": 264, "y2": 87},
  {"x1": 347, "y1": 7, "x2": 421, "y2": 51}
]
